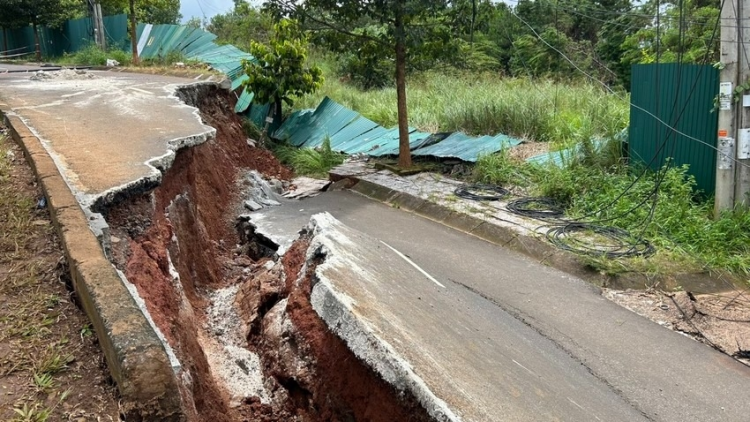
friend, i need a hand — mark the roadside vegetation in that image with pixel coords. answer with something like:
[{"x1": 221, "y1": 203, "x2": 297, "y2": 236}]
[
  {"x1": 52, "y1": 44, "x2": 193, "y2": 68},
  {"x1": 473, "y1": 149, "x2": 750, "y2": 276},
  {"x1": 271, "y1": 138, "x2": 345, "y2": 178},
  {"x1": 297, "y1": 60, "x2": 629, "y2": 148},
  {"x1": 0, "y1": 133, "x2": 119, "y2": 420}
]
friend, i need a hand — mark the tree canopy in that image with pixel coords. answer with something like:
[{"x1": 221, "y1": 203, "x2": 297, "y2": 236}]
[
  {"x1": 0, "y1": 0, "x2": 72, "y2": 28},
  {"x1": 242, "y1": 19, "x2": 324, "y2": 129}
]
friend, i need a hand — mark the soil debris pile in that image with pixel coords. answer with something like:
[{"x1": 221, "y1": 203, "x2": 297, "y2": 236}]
[{"x1": 30, "y1": 69, "x2": 97, "y2": 81}]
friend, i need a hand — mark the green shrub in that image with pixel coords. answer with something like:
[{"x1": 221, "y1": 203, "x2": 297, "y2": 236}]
[
  {"x1": 106, "y1": 49, "x2": 132, "y2": 66},
  {"x1": 272, "y1": 138, "x2": 345, "y2": 178},
  {"x1": 55, "y1": 45, "x2": 132, "y2": 66}
]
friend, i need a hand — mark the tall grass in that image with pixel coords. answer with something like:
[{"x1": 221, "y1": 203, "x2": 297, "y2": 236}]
[{"x1": 297, "y1": 65, "x2": 629, "y2": 145}]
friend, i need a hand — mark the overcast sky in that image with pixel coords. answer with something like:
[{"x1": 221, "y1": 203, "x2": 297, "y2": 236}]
[{"x1": 179, "y1": 0, "x2": 236, "y2": 23}]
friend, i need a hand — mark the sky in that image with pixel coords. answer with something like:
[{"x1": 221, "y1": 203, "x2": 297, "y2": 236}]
[{"x1": 179, "y1": 0, "x2": 235, "y2": 23}]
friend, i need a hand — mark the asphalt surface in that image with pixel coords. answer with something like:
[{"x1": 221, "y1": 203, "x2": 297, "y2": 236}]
[
  {"x1": 0, "y1": 69, "x2": 212, "y2": 198},
  {"x1": 255, "y1": 190, "x2": 750, "y2": 422}
]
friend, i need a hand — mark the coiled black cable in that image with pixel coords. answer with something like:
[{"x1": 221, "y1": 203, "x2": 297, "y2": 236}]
[
  {"x1": 546, "y1": 222, "x2": 655, "y2": 259},
  {"x1": 506, "y1": 197, "x2": 564, "y2": 220},
  {"x1": 454, "y1": 183, "x2": 509, "y2": 201}
]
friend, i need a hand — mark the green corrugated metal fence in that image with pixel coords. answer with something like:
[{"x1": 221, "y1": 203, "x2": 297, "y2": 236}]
[
  {"x1": 629, "y1": 63, "x2": 719, "y2": 195},
  {"x1": 0, "y1": 14, "x2": 128, "y2": 57}
]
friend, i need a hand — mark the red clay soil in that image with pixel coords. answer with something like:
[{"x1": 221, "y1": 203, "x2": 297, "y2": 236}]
[
  {"x1": 106, "y1": 85, "x2": 433, "y2": 421},
  {"x1": 259, "y1": 239, "x2": 433, "y2": 422},
  {"x1": 106, "y1": 86, "x2": 292, "y2": 421}
]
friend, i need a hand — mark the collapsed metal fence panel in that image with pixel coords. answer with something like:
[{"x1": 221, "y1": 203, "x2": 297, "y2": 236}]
[
  {"x1": 133, "y1": 23, "x2": 262, "y2": 117},
  {"x1": 272, "y1": 96, "x2": 522, "y2": 162}
]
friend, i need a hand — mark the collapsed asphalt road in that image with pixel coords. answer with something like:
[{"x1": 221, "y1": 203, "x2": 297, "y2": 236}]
[
  {"x1": 4, "y1": 68, "x2": 748, "y2": 420},
  {"x1": 250, "y1": 189, "x2": 750, "y2": 422}
]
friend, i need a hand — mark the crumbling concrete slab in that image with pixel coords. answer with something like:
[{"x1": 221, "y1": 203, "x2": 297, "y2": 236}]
[
  {"x1": 304, "y1": 213, "x2": 647, "y2": 421},
  {"x1": 2, "y1": 115, "x2": 183, "y2": 419}
]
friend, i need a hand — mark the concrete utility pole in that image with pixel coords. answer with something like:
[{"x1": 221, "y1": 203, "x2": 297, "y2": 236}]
[
  {"x1": 737, "y1": 0, "x2": 750, "y2": 206},
  {"x1": 130, "y1": 0, "x2": 139, "y2": 65},
  {"x1": 716, "y1": 0, "x2": 738, "y2": 215},
  {"x1": 93, "y1": 2, "x2": 106, "y2": 50}
]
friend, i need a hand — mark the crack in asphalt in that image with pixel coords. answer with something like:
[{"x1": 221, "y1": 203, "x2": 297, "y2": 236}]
[{"x1": 449, "y1": 278, "x2": 657, "y2": 422}]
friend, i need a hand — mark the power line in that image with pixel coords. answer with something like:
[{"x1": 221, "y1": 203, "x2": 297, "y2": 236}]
[{"x1": 509, "y1": 2, "x2": 750, "y2": 172}]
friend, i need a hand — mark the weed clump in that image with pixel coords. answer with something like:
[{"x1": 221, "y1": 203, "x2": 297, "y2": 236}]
[{"x1": 272, "y1": 137, "x2": 345, "y2": 178}]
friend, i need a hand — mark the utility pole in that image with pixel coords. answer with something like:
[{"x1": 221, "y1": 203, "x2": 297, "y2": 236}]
[
  {"x1": 716, "y1": 0, "x2": 739, "y2": 215},
  {"x1": 93, "y1": 2, "x2": 106, "y2": 50},
  {"x1": 130, "y1": 0, "x2": 139, "y2": 65},
  {"x1": 88, "y1": 0, "x2": 105, "y2": 50},
  {"x1": 736, "y1": 0, "x2": 750, "y2": 206}
]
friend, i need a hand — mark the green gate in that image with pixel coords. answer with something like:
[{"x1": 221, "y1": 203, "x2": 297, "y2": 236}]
[{"x1": 629, "y1": 63, "x2": 719, "y2": 195}]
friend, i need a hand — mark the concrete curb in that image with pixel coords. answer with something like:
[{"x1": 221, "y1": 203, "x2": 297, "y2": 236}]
[
  {"x1": 332, "y1": 170, "x2": 734, "y2": 293},
  {"x1": 2, "y1": 113, "x2": 184, "y2": 420}
]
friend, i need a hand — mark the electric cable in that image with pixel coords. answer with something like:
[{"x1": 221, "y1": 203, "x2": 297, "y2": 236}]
[
  {"x1": 545, "y1": 222, "x2": 656, "y2": 258},
  {"x1": 506, "y1": 197, "x2": 565, "y2": 220},
  {"x1": 454, "y1": 183, "x2": 509, "y2": 201}
]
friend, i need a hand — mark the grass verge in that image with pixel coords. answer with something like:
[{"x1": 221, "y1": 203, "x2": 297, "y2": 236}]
[
  {"x1": 473, "y1": 149, "x2": 750, "y2": 278},
  {"x1": 269, "y1": 137, "x2": 345, "y2": 178}
]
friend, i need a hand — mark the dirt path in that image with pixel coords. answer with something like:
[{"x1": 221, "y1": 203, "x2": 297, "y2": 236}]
[{"x1": 0, "y1": 129, "x2": 119, "y2": 421}]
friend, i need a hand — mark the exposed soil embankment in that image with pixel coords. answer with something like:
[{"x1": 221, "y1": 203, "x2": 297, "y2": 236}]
[{"x1": 104, "y1": 84, "x2": 433, "y2": 421}]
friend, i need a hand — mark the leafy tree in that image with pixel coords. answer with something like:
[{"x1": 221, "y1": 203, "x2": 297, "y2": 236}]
[
  {"x1": 185, "y1": 16, "x2": 203, "y2": 30},
  {"x1": 207, "y1": 3, "x2": 275, "y2": 51},
  {"x1": 266, "y1": 0, "x2": 453, "y2": 168},
  {"x1": 99, "y1": 0, "x2": 182, "y2": 24},
  {"x1": 242, "y1": 19, "x2": 324, "y2": 132},
  {"x1": 620, "y1": 0, "x2": 720, "y2": 71},
  {"x1": 0, "y1": 0, "x2": 73, "y2": 60}
]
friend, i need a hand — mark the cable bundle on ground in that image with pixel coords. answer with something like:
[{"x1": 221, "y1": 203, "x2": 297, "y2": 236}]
[
  {"x1": 545, "y1": 222, "x2": 655, "y2": 259},
  {"x1": 506, "y1": 197, "x2": 564, "y2": 220},
  {"x1": 454, "y1": 183, "x2": 509, "y2": 201}
]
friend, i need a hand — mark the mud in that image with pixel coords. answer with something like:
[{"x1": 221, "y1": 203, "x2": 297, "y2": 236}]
[{"x1": 104, "y1": 85, "x2": 433, "y2": 421}]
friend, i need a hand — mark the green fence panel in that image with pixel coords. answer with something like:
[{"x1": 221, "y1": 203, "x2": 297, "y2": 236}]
[
  {"x1": 0, "y1": 26, "x2": 35, "y2": 56},
  {"x1": 1, "y1": 14, "x2": 128, "y2": 58},
  {"x1": 629, "y1": 63, "x2": 719, "y2": 195},
  {"x1": 65, "y1": 16, "x2": 94, "y2": 53},
  {"x1": 103, "y1": 14, "x2": 129, "y2": 50}
]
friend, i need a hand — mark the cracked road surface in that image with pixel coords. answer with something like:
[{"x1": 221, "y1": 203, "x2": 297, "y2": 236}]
[
  {"x1": 253, "y1": 189, "x2": 750, "y2": 421},
  {"x1": 0, "y1": 69, "x2": 212, "y2": 197}
]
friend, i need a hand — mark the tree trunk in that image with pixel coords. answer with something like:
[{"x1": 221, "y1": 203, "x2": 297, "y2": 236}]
[
  {"x1": 33, "y1": 21, "x2": 41, "y2": 62},
  {"x1": 470, "y1": 0, "x2": 476, "y2": 45},
  {"x1": 130, "y1": 0, "x2": 140, "y2": 65},
  {"x1": 395, "y1": 5, "x2": 412, "y2": 169},
  {"x1": 274, "y1": 97, "x2": 283, "y2": 124},
  {"x1": 2, "y1": 27, "x2": 8, "y2": 56}
]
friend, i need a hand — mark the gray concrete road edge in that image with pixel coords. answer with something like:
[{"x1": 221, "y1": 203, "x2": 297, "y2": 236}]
[{"x1": 1, "y1": 113, "x2": 185, "y2": 419}]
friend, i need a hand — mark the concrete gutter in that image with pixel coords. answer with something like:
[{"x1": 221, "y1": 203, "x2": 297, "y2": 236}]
[
  {"x1": 2, "y1": 114, "x2": 184, "y2": 419},
  {"x1": 330, "y1": 163, "x2": 736, "y2": 293}
]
